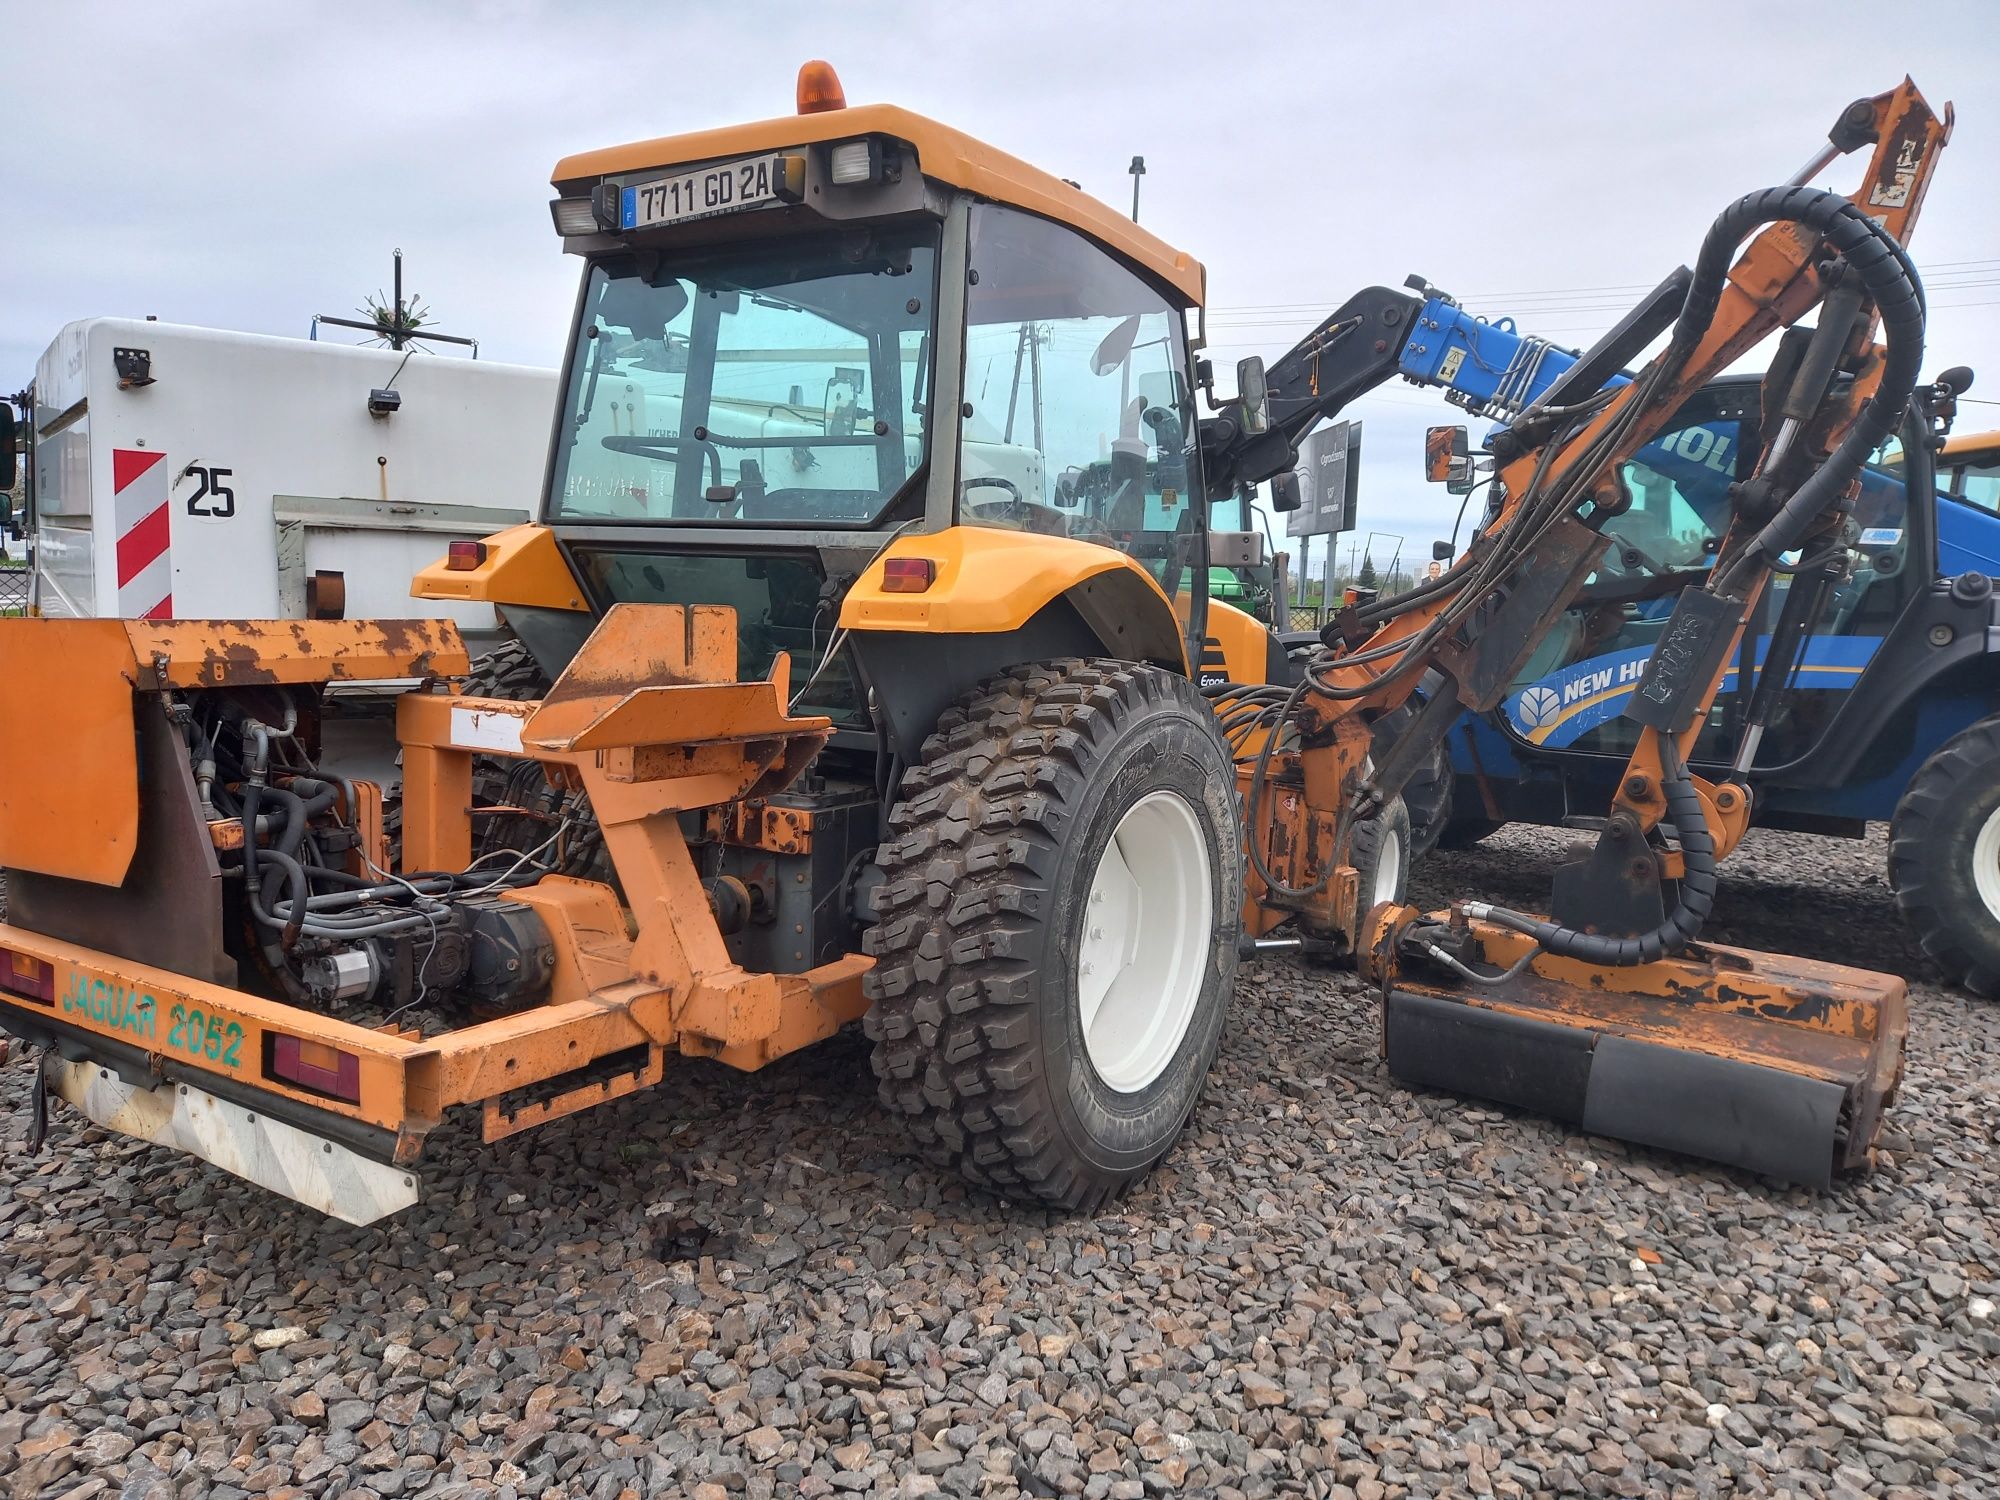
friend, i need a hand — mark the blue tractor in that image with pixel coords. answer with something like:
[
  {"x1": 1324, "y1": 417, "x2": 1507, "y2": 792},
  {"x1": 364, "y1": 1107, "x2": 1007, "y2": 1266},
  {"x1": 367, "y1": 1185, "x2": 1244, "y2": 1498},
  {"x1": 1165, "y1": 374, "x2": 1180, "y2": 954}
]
[{"x1": 1396, "y1": 297, "x2": 2000, "y2": 993}]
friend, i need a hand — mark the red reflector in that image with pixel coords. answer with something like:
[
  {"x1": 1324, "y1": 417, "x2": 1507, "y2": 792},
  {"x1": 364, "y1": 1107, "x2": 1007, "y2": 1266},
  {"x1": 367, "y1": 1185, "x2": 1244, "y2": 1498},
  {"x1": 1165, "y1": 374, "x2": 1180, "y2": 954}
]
[
  {"x1": 269, "y1": 1033, "x2": 362, "y2": 1103},
  {"x1": 445, "y1": 541, "x2": 488, "y2": 572},
  {"x1": 0, "y1": 949, "x2": 54, "y2": 1005},
  {"x1": 881, "y1": 556, "x2": 936, "y2": 593}
]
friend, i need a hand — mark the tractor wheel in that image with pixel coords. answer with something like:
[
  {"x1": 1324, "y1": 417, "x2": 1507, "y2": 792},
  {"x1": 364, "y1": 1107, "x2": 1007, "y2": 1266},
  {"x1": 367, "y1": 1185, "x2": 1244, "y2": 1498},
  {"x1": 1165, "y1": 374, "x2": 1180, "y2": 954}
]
[
  {"x1": 1889, "y1": 714, "x2": 2000, "y2": 997},
  {"x1": 863, "y1": 658, "x2": 1244, "y2": 1211},
  {"x1": 1350, "y1": 796, "x2": 1413, "y2": 912}
]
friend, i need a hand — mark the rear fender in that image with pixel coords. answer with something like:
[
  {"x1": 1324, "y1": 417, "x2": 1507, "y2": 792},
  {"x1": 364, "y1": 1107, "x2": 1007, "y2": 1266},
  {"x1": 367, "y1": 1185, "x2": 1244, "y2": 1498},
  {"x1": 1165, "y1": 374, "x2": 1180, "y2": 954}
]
[
  {"x1": 842, "y1": 528, "x2": 1189, "y2": 759},
  {"x1": 412, "y1": 524, "x2": 589, "y2": 614}
]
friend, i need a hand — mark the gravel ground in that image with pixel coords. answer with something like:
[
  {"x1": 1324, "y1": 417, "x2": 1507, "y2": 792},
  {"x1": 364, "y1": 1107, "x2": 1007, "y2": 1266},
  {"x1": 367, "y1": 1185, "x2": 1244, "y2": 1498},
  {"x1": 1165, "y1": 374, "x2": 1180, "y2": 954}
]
[{"x1": 2, "y1": 824, "x2": 1997, "y2": 1499}]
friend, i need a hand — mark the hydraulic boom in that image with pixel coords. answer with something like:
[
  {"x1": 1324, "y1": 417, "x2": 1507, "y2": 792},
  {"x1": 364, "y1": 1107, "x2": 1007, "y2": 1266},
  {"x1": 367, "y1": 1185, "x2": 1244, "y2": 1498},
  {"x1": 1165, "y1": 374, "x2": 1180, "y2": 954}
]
[{"x1": 1209, "y1": 79, "x2": 1950, "y2": 1184}]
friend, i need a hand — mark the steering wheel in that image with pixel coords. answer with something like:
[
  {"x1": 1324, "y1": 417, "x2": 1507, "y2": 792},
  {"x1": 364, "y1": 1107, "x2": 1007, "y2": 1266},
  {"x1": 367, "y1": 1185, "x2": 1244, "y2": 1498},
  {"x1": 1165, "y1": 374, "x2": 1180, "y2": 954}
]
[
  {"x1": 962, "y1": 475, "x2": 1026, "y2": 523},
  {"x1": 599, "y1": 433, "x2": 724, "y2": 491},
  {"x1": 962, "y1": 475, "x2": 1024, "y2": 507}
]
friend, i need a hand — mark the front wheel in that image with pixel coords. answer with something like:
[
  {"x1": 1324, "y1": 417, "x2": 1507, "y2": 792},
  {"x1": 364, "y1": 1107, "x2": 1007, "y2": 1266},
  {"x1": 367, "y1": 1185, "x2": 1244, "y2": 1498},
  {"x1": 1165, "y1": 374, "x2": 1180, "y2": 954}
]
[
  {"x1": 1890, "y1": 714, "x2": 2000, "y2": 997},
  {"x1": 863, "y1": 658, "x2": 1244, "y2": 1211}
]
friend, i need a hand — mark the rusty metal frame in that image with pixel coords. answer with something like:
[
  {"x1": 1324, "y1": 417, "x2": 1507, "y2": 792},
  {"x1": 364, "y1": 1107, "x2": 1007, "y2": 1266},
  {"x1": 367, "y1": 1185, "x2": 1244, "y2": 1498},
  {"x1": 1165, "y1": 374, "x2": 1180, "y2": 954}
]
[{"x1": 0, "y1": 603, "x2": 874, "y2": 1170}]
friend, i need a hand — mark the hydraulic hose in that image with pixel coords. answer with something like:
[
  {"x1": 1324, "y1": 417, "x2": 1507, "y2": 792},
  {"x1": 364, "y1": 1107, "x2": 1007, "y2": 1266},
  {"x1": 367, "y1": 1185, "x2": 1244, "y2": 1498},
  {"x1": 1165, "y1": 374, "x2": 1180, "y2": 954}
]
[
  {"x1": 1468, "y1": 738, "x2": 1718, "y2": 966},
  {"x1": 251, "y1": 847, "x2": 438, "y2": 938},
  {"x1": 1669, "y1": 186, "x2": 1925, "y2": 585}
]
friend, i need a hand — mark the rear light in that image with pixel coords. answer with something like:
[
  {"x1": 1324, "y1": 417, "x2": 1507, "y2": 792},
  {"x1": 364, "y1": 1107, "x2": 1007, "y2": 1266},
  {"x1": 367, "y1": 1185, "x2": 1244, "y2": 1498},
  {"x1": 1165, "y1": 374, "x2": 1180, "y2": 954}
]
[
  {"x1": 268, "y1": 1033, "x2": 362, "y2": 1103},
  {"x1": 446, "y1": 541, "x2": 488, "y2": 572},
  {"x1": 0, "y1": 949, "x2": 54, "y2": 1005},
  {"x1": 828, "y1": 138, "x2": 882, "y2": 185},
  {"x1": 881, "y1": 556, "x2": 936, "y2": 593}
]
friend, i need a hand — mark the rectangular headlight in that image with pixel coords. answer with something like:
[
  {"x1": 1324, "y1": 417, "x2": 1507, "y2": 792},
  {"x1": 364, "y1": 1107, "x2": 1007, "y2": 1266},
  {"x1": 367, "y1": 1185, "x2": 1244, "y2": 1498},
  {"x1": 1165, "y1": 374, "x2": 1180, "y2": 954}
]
[
  {"x1": 828, "y1": 138, "x2": 881, "y2": 186},
  {"x1": 550, "y1": 197, "x2": 598, "y2": 236}
]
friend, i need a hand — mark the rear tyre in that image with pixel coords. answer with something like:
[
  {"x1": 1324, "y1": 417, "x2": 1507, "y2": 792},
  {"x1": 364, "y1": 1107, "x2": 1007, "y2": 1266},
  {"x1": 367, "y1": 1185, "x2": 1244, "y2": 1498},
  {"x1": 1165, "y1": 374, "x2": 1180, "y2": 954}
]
[
  {"x1": 1889, "y1": 715, "x2": 2000, "y2": 998},
  {"x1": 863, "y1": 658, "x2": 1243, "y2": 1211}
]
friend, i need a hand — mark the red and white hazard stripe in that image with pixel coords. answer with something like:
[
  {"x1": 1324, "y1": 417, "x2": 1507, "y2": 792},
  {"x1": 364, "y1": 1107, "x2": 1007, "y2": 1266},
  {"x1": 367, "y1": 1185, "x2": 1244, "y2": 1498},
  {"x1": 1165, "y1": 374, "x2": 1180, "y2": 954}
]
[{"x1": 112, "y1": 448, "x2": 173, "y2": 619}]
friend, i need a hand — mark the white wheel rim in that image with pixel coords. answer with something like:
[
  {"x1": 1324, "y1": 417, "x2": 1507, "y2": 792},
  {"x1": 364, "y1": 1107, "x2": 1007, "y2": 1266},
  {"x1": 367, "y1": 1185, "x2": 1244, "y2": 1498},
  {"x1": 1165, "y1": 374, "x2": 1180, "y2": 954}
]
[
  {"x1": 1371, "y1": 826, "x2": 1406, "y2": 908},
  {"x1": 1076, "y1": 789, "x2": 1213, "y2": 1094},
  {"x1": 1974, "y1": 806, "x2": 2000, "y2": 922}
]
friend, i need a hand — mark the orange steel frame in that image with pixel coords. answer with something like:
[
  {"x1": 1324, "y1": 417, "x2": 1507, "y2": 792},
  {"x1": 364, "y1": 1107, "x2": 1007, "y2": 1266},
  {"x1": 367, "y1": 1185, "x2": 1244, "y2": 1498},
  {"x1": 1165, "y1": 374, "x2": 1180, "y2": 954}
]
[{"x1": 0, "y1": 604, "x2": 870, "y2": 1164}]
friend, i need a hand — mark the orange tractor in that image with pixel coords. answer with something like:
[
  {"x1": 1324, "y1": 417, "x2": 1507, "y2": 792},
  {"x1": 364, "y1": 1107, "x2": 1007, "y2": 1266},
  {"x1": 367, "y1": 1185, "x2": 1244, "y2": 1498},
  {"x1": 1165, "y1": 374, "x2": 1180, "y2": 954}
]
[{"x1": 0, "y1": 65, "x2": 1949, "y2": 1221}]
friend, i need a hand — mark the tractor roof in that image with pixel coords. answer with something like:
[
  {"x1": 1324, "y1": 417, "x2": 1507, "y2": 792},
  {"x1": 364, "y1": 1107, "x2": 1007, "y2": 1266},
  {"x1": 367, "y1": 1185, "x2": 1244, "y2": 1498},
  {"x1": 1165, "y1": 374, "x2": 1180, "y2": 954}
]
[
  {"x1": 1940, "y1": 428, "x2": 2000, "y2": 462},
  {"x1": 552, "y1": 102, "x2": 1205, "y2": 307}
]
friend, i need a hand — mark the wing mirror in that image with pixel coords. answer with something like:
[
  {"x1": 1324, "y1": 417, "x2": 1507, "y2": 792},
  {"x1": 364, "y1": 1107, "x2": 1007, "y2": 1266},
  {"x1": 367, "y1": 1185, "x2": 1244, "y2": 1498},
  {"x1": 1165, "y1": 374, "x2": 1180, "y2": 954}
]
[
  {"x1": 1090, "y1": 314, "x2": 1142, "y2": 376},
  {"x1": 0, "y1": 405, "x2": 14, "y2": 492},
  {"x1": 597, "y1": 277, "x2": 690, "y2": 342},
  {"x1": 1425, "y1": 424, "x2": 1474, "y2": 495},
  {"x1": 823, "y1": 369, "x2": 861, "y2": 437},
  {"x1": 1269, "y1": 469, "x2": 1302, "y2": 513},
  {"x1": 1053, "y1": 465, "x2": 1084, "y2": 508},
  {"x1": 1237, "y1": 356, "x2": 1270, "y2": 436}
]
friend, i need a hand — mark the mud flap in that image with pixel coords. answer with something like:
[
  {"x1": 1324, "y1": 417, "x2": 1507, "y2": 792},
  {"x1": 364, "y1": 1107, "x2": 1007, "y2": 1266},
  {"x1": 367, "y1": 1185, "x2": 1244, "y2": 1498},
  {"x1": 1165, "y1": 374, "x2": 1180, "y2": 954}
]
[{"x1": 1385, "y1": 990, "x2": 1843, "y2": 1187}]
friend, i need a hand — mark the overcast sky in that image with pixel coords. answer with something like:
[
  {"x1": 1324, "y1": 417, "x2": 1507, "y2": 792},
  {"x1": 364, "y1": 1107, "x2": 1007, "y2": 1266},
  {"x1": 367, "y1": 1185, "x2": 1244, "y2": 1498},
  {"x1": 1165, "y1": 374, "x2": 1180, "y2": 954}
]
[{"x1": 7, "y1": 1, "x2": 1998, "y2": 572}]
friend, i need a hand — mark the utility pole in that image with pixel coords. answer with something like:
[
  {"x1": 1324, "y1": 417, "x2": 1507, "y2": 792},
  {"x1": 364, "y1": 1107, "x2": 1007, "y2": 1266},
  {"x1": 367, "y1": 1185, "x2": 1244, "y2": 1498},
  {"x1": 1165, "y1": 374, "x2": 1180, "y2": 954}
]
[{"x1": 1129, "y1": 156, "x2": 1146, "y2": 222}]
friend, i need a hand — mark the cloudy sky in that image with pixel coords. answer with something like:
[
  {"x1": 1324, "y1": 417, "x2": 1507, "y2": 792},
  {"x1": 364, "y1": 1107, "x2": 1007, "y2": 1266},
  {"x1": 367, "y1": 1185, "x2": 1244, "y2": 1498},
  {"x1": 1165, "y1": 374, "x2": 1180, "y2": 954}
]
[{"x1": 7, "y1": 1, "x2": 1999, "y2": 572}]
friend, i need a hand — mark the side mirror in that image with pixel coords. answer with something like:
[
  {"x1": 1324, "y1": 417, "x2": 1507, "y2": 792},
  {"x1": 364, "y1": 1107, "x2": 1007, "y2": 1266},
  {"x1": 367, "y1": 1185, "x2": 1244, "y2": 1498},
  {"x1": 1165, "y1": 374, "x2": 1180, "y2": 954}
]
[
  {"x1": 1053, "y1": 465, "x2": 1084, "y2": 508},
  {"x1": 1425, "y1": 425, "x2": 1473, "y2": 493},
  {"x1": 597, "y1": 277, "x2": 690, "y2": 342},
  {"x1": 1237, "y1": 357, "x2": 1270, "y2": 437},
  {"x1": 823, "y1": 370, "x2": 861, "y2": 437},
  {"x1": 1432, "y1": 540, "x2": 1455, "y2": 561},
  {"x1": 1090, "y1": 314, "x2": 1142, "y2": 376},
  {"x1": 1269, "y1": 470, "x2": 1302, "y2": 513},
  {"x1": 1935, "y1": 365, "x2": 1975, "y2": 396},
  {"x1": 1207, "y1": 531, "x2": 1266, "y2": 569},
  {"x1": 0, "y1": 406, "x2": 14, "y2": 492}
]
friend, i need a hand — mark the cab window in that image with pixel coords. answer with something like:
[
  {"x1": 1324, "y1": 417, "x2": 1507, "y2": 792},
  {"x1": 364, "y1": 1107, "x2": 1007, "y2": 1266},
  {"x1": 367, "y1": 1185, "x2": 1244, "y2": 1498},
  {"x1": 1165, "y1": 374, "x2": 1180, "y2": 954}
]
[
  {"x1": 1947, "y1": 452, "x2": 2000, "y2": 515},
  {"x1": 959, "y1": 204, "x2": 1197, "y2": 585},
  {"x1": 1498, "y1": 388, "x2": 1919, "y2": 770}
]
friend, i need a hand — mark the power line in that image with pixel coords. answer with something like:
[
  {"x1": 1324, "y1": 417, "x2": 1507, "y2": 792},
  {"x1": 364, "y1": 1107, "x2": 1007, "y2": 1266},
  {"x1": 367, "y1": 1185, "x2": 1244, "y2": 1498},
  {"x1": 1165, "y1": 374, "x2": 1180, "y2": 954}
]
[
  {"x1": 1204, "y1": 261, "x2": 2000, "y2": 319},
  {"x1": 1207, "y1": 278, "x2": 2000, "y2": 328}
]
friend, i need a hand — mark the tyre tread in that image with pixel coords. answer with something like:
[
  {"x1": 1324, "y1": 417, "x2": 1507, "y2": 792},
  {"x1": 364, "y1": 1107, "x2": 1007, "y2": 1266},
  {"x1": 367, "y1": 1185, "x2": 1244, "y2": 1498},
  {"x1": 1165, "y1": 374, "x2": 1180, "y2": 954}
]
[{"x1": 862, "y1": 658, "x2": 1231, "y2": 1211}]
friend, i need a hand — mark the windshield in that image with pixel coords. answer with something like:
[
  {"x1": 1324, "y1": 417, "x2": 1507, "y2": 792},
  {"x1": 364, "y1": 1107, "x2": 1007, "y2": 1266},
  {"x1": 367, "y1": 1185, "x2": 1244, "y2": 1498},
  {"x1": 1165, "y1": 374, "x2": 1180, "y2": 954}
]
[{"x1": 548, "y1": 224, "x2": 939, "y2": 527}]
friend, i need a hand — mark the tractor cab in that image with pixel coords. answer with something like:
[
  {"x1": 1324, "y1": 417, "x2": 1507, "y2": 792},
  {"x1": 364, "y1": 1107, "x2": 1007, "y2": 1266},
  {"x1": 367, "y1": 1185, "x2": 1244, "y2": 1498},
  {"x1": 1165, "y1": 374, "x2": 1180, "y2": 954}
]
[{"x1": 422, "y1": 63, "x2": 1277, "y2": 752}]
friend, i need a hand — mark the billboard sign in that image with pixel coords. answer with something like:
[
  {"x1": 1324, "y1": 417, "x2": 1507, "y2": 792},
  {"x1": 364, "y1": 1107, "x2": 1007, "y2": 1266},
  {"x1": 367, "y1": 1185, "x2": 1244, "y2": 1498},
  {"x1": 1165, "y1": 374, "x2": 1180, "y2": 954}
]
[{"x1": 1287, "y1": 419, "x2": 1362, "y2": 538}]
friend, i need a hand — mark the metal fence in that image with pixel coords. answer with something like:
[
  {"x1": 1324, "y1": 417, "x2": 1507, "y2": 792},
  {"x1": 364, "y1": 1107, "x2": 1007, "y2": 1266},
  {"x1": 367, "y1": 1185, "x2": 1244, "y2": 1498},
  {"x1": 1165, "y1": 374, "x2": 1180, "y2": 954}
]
[
  {"x1": 0, "y1": 566, "x2": 28, "y2": 615},
  {"x1": 1287, "y1": 606, "x2": 1323, "y2": 632}
]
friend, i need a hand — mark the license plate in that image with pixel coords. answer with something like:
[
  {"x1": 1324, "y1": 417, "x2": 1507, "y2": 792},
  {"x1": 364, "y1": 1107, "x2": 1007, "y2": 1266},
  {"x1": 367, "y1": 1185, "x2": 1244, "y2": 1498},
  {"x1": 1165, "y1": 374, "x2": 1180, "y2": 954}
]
[{"x1": 622, "y1": 153, "x2": 791, "y2": 230}]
